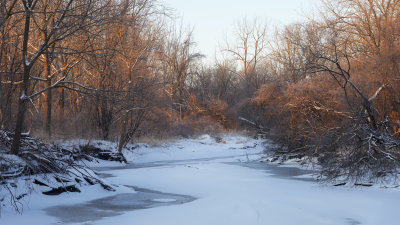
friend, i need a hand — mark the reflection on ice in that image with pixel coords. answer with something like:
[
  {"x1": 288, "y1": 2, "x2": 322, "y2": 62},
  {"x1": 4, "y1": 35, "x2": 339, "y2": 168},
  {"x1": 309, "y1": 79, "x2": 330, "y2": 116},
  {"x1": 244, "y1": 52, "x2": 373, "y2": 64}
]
[
  {"x1": 45, "y1": 185, "x2": 195, "y2": 224},
  {"x1": 227, "y1": 161, "x2": 316, "y2": 182}
]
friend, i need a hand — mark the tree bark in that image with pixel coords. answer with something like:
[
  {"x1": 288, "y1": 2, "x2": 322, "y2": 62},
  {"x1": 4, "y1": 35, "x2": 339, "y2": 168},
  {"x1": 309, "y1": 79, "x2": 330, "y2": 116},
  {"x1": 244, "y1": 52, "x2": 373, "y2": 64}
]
[
  {"x1": 11, "y1": 0, "x2": 33, "y2": 155},
  {"x1": 117, "y1": 112, "x2": 128, "y2": 153},
  {"x1": 43, "y1": 50, "x2": 52, "y2": 137},
  {"x1": 58, "y1": 87, "x2": 65, "y2": 132},
  {"x1": 0, "y1": 2, "x2": 4, "y2": 127}
]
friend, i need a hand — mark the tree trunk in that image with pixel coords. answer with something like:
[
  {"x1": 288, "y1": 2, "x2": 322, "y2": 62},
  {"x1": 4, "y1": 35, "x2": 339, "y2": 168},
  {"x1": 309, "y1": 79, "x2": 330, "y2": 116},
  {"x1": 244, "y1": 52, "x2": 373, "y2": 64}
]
[
  {"x1": 170, "y1": 86, "x2": 174, "y2": 117},
  {"x1": 43, "y1": 52, "x2": 52, "y2": 137},
  {"x1": 0, "y1": 63, "x2": 3, "y2": 129},
  {"x1": 10, "y1": 94, "x2": 28, "y2": 155},
  {"x1": 117, "y1": 112, "x2": 128, "y2": 153},
  {"x1": 11, "y1": 1, "x2": 32, "y2": 155},
  {"x1": 0, "y1": 4, "x2": 6, "y2": 128},
  {"x1": 42, "y1": 14, "x2": 54, "y2": 137},
  {"x1": 59, "y1": 87, "x2": 65, "y2": 129}
]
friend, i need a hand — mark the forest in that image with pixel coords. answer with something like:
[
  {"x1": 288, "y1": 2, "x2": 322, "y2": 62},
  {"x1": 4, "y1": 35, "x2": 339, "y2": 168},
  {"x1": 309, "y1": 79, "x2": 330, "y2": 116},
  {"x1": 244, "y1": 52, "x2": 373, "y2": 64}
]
[{"x1": 1, "y1": 0, "x2": 400, "y2": 200}]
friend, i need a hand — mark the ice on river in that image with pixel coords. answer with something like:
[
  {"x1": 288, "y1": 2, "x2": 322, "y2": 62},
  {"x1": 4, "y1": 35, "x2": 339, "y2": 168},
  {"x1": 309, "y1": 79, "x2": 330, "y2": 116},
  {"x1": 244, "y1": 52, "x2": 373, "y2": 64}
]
[{"x1": 1, "y1": 134, "x2": 399, "y2": 225}]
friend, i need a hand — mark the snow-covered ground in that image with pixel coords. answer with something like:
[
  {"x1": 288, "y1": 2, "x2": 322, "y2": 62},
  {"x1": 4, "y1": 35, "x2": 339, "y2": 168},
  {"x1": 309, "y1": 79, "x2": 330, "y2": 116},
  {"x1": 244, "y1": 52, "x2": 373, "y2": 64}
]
[{"x1": 1, "y1": 134, "x2": 399, "y2": 225}]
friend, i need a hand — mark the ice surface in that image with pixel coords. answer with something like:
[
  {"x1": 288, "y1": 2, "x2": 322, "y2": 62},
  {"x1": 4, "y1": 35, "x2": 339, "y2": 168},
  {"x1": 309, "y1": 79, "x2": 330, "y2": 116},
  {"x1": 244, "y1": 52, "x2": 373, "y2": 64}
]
[{"x1": 1, "y1": 134, "x2": 399, "y2": 225}]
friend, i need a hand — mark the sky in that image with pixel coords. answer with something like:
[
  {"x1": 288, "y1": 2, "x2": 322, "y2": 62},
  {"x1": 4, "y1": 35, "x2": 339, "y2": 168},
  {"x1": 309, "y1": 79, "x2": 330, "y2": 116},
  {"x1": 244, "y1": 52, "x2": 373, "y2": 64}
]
[{"x1": 163, "y1": 0, "x2": 321, "y2": 64}]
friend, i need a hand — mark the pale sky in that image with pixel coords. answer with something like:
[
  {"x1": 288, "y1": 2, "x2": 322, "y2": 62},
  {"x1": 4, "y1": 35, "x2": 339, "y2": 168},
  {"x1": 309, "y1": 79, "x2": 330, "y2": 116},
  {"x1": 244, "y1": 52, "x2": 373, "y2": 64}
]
[{"x1": 163, "y1": 0, "x2": 321, "y2": 63}]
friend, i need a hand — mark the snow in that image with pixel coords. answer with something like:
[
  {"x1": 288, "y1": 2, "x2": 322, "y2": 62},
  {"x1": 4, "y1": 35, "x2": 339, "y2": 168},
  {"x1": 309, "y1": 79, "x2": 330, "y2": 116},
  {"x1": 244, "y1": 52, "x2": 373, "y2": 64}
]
[
  {"x1": 152, "y1": 199, "x2": 176, "y2": 203},
  {"x1": 122, "y1": 134, "x2": 264, "y2": 164},
  {"x1": 0, "y1": 154, "x2": 25, "y2": 164},
  {"x1": 24, "y1": 55, "x2": 30, "y2": 67},
  {"x1": 98, "y1": 164, "x2": 399, "y2": 225},
  {"x1": 19, "y1": 91, "x2": 27, "y2": 100},
  {"x1": 1, "y1": 133, "x2": 400, "y2": 225},
  {"x1": 0, "y1": 178, "x2": 135, "y2": 224}
]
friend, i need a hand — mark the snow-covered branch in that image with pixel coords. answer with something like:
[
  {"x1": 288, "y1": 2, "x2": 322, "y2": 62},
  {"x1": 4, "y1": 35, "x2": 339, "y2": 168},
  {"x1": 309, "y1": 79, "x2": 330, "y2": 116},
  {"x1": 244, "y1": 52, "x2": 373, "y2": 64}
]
[{"x1": 368, "y1": 85, "x2": 385, "y2": 102}]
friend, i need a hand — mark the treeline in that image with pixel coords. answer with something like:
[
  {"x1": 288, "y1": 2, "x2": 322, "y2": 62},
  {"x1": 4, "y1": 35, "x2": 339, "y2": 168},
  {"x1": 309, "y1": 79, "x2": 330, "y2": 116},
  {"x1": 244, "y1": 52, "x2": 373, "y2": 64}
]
[
  {"x1": 0, "y1": 0, "x2": 202, "y2": 154},
  {"x1": 1, "y1": 0, "x2": 400, "y2": 180}
]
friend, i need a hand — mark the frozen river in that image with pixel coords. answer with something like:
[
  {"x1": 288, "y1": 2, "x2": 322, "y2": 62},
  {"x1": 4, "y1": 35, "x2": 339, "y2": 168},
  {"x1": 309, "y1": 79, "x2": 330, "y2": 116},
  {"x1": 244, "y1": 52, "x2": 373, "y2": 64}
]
[
  {"x1": 45, "y1": 155, "x2": 315, "y2": 224},
  {"x1": 2, "y1": 134, "x2": 399, "y2": 225}
]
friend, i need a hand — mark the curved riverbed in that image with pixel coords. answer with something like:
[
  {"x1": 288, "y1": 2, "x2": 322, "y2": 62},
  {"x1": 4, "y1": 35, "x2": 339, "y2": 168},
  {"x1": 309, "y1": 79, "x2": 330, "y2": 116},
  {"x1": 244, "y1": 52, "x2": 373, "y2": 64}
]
[{"x1": 44, "y1": 154, "x2": 317, "y2": 224}]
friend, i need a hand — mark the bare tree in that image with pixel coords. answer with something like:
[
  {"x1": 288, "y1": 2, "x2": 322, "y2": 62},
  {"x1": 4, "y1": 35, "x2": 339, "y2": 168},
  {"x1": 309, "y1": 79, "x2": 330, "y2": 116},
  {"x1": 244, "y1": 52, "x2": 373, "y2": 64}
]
[
  {"x1": 299, "y1": 19, "x2": 400, "y2": 181},
  {"x1": 116, "y1": 0, "x2": 166, "y2": 152},
  {"x1": 10, "y1": 0, "x2": 113, "y2": 154},
  {"x1": 271, "y1": 22, "x2": 321, "y2": 83},
  {"x1": 162, "y1": 24, "x2": 202, "y2": 119},
  {"x1": 321, "y1": 0, "x2": 400, "y2": 56},
  {"x1": 0, "y1": 0, "x2": 18, "y2": 28},
  {"x1": 222, "y1": 17, "x2": 269, "y2": 95},
  {"x1": 0, "y1": 0, "x2": 20, "y2": 128}
]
